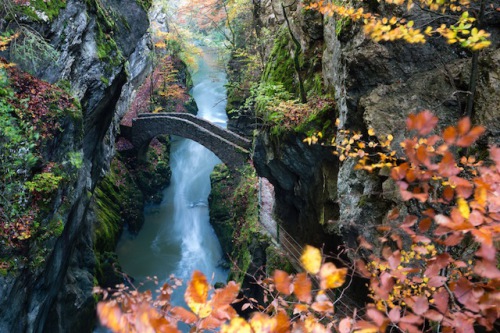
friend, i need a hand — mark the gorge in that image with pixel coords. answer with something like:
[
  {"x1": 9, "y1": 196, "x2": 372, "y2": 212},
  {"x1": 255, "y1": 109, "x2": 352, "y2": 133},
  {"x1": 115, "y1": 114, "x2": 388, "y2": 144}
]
[{"x1": 0, "y1": 0, "x2": 499, "y2": 332}]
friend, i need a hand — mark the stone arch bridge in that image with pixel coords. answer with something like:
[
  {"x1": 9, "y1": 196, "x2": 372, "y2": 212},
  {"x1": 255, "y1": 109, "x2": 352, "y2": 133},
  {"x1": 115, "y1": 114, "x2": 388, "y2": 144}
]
[{"x1": 121, "y1": 113, "x2": 251, "y2": 170}]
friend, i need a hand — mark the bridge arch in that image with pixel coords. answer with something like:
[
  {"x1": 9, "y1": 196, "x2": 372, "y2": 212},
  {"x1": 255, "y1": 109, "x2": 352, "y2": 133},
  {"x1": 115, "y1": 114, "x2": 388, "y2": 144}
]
[{"x1": 131, "y1": 114, "x2": 250, "y2": 170}]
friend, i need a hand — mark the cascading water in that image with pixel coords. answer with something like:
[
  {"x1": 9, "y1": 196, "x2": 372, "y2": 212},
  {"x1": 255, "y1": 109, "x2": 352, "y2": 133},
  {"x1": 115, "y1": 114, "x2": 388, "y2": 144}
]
[{"x1": 116, "y1": 49, "x2": 229, "y2": 304}]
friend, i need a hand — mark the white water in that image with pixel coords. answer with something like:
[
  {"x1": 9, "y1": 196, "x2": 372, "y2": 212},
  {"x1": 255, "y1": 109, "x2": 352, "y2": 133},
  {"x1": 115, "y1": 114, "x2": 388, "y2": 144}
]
[{"x1": 116, "y1": 50, "x2": 229, "y2": 302}]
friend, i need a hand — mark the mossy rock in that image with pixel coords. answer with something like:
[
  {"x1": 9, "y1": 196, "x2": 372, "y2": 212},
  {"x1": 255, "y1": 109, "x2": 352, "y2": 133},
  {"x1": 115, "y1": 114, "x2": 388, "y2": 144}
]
[
  {"x1": 262, "y1": 28, "x2": 296, "y2": 95},
  {"x1": 265, "y1": 245, "x2": 294, "y2": 275}
]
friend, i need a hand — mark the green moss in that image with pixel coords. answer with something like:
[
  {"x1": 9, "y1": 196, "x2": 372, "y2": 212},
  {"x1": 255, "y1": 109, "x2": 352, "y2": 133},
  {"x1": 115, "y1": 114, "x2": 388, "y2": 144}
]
[
  {"x1": 135, "y1": 0, "x2": 152, "y2": 11},
  {"x1": 95, "y1": 24, "x2": 123, "y2": 68},
  {"x1": 262, "y1": 28, "x2": 296, "y2": 94},
  {"x1": 100, "y1": 76, "x2": 109, "y2": 86},
  {"x1": 93, "y1": 158, "x2": 140, "y2": 252},
  {"x1": 18, "y1": 0, "x2": 66, "y2": 21},
  {"x1": 265, "y1": 245, "x2": 294, "y2": 275}
]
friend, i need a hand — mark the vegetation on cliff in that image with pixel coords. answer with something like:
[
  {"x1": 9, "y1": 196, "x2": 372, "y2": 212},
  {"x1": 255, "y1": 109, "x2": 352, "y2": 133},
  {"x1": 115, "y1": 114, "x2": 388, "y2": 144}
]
[{"x1": 0, "y1": 52, "x2": 82, "y2": 274}]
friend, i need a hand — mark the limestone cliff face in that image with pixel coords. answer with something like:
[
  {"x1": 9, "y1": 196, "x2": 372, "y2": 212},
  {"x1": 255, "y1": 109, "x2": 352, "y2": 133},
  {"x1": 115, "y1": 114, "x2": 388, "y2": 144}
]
[
  {"x1": 243, "y1": 0, "x2": 499, "y2": 301},
  {"x1": 0, "y1": 0, "x2": 152, "y2": 331}
]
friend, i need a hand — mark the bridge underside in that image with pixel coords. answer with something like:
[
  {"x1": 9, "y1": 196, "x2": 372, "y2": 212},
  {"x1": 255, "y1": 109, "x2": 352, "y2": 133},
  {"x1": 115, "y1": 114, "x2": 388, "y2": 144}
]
[{"x1": 129, "y1": 114, "x2": 250, "y2": 171}]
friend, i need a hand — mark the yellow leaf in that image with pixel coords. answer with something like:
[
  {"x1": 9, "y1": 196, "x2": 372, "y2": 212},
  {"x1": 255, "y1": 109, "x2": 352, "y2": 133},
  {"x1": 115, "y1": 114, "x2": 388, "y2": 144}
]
[
  {"x1": 368, "y1": 128, "x2": 375, "y2": 136},
  {"x1": 249, "y1": 313, "x2": 277, "y2": 333},
  {"x1": 300, "y1": 245, "x2": 322, "y2": 274},
  {"x1": 185, "y1": 270, "x2": 210, "y2": 316},
  {"x1": 387, "y1": 134, "x2": 393, "y2": 141},
  {"x1": 221, "y1": 317, "x2": 252, "y2": 333},
  {"x1": 457, "y1": 197, "x2": 470, "y2": 219},
  {"x1": 335, "y1": 118, "x2": 340, "y2": 126},
  {"x1": 319, "y1": 262, "x2": 348, "y2": 289}
]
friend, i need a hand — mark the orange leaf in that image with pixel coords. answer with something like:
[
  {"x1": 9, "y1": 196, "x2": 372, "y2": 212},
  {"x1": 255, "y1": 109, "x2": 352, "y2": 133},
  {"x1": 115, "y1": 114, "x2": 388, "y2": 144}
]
[
  {"x1": 470, "y1": 228, "x2": 492, "y2": 247},
  {"x1": 457, "y1": 117, "x2": 471, "y2": 135},
  {"x1": 319, "y1": 262, "x2": 347, "y2": 289},
  {"x1": 170, "y1": 306, "x2": 198, "y2": 324},
  {"x1": 185, "y1": 270, "x2": 210, "y2": 316},
  {"x1": 274, "y1": 270, "x2": 292, "y2": 295},
  {"x1": 338, "y1": 317, "x2": 353, "y2": 333},
  {"x1": 416, "y1": 145, "x2": 430, "y2": 165},
  {"x1": 293, "y1": 303, "x2": 309, "y2": 314},
  {"x1": 275, "y1": 310, "x2": 290, "y2": 333},
  {"x1": 293, "y1": 272, "x2": 312, "y2": 303},
  {"x1": 311, "y1": 300, "x2": 334, "y2": 313},
  {"x1": 97, "y1": 302, "x2": 127, "y2": 333},
  {"x1": 211, "y1": 281, "x2": 239, "y2": 316},
  {"x1": 300, "y1": 245, "x2": 322, "y2": 274},
  {"x1": 442, "y1": 126, "x2": 457, "y2": 144}
]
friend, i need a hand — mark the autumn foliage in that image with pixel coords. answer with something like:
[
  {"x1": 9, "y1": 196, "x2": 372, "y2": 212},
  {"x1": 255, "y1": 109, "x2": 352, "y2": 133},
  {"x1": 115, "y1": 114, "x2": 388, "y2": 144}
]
[
  {"x1": 98, "y1": 111, "x2": 499, "y2": 332},
  {"x1": 306, "y1": 0, "x2": 494, "y2": 50}
]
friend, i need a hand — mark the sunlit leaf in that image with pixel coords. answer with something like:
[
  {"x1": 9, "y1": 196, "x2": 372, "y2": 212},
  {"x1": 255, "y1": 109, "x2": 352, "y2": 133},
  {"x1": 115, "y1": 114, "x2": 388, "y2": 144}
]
[
  {"x1": 221, "y1": 317, "x2": 252, "y2": 333},
  {"x1": 319, "y1": 262, "x2": 347, "y2": 289},
  {"x1": 300, "y1": 245, "x2": 322, "y2": 274},
  {"x1": 185, "y1": 270, "x2": 210, "y2": 316}
]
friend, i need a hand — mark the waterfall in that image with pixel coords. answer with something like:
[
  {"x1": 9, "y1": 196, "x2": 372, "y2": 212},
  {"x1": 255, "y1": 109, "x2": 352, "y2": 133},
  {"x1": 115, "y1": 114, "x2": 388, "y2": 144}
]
[{"x1": 116, "y1": 49, "x2": 228, "y2": 302}]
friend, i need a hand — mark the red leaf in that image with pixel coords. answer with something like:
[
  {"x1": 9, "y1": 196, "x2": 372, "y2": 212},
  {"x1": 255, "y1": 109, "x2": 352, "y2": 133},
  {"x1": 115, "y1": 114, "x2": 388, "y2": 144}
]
[
  {"x1": 418, "y1": 218, "x2": 432, "y2": 232},
  {"x1": 432, "y1": 289, "x2": 449, "y2": 314},
  {"x1": 428, "y1": 276, "x2": 447, "y2": 288},
  {"x1": 367, "y1": 306, "x2": 388, "y2": 327},
  {"x1": 438, "y1": 152, "x2": 460, "y2": 177},
  {"x1": 199, "y1": 316, "x2": 224, "y2": 330},
  {"x1": 449, "y1": 176, "x2": 473, "y2": 198},
  {"x1": 423, "y1": 309, "x2": 443, "y2": 322},
  {"x1": 388, "y1": 307, "x2": 401, "y2": 323},
  {"x1": 456, "y1": 126, "x2": 485, "y2": 147},
  {"x1": 443, "y1": 186, "x2": 454, "y2": 202},
  {"x1": 406, "y1": 110, "x2": 438, "y2": 135},
  {"x1": 474, "y1": 259, "x2": 500, "y2": 279},
  {"x1": 411, "y1": 296, "x2": 429, "y2": 315},
  {"x1": 358, "y1": 236, "x2": 373, "y2": 250},
  {"x1": 442, "y1": 232, "x2": 463, "y2": 246},
  {"x1": 451, "y1": 277, "x2": 479, "y2": 312}
]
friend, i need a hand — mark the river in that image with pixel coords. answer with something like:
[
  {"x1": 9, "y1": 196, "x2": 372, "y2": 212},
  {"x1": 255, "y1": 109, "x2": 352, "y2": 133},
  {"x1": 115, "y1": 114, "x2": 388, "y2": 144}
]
[{"x1": 116, "y1": 49, "x2": 229, "y2": 307}]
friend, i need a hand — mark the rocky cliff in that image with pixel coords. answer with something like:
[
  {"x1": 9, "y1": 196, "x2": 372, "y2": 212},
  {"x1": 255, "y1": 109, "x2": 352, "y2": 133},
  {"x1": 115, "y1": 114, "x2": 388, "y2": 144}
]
[
  {"x1": 226, "y1": 0, "x2": 500, "y2": 309},
  {"x1": 0, "y1": 0, "x2": 152, "y2": 331}
]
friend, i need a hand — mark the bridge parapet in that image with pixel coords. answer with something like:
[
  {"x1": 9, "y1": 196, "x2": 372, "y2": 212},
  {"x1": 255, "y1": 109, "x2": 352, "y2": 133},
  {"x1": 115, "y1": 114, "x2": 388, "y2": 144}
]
[{"x1": 131, "y1": 115, "x2": 249, "y2": 170}]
